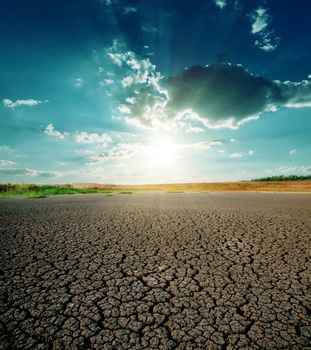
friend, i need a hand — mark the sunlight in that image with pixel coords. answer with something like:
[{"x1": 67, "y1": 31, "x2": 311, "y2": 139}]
[{"x1": 146, "y1": 135, "x2": 178, "y2": 167}]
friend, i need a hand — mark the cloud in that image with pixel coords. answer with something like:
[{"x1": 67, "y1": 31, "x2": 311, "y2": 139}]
[
  {"x1": 114, "y1": 171, "x2": 146, "y2": 178},
  {"x1": 3, "y1": 98, "x2": 43, "y2": 108},
  {"x1": 0, "y1": 145, "x2": 14, "y2": 153},
  {"x1": 44, "y1": 124, "x2": 69, "y2": 139},
  {"x1": 183, "y1": 126, "x2": 204, "y2": 133},
  {"x1": 105, "y1": 40, "x2": 170, "y2": 129},
  {"x1": 178, "y1": 141, "x2": 223, "y2": 150},
  {"x1": 119, "y1": 63, "x2": 311, "y2": 130},
  {"x1": 274, "y1": 165, "x2": 311, "y2": 174},
  {"x1": 229, "y1": 152, "x2": 243, "y2": 158},
  {"x1": 229, "y1": 150, "x2": 254, "y2": 158},
  {"x1": 107, "y1": 48, "x2": 157, "y2": 87},
  {"x1": 289, "y1": 149, "x2": 297, "y2": 155},
  {"x1": 102, "y1": 79, "x2": 114, "y2": 85},
  {"x1": 249, "y1": 7, "x2": 280, "y2": 52},
  {"x1": 251, "y1": 7, "x2": 269, "y2": 34},
  {"x1": 214, "y1": 0, "x2": 227, "y2": 9},
  {"x1": 89, "y1": 140, "x2": 222, "y2": 163},
  {"x1": 123, "y1": 6, "x2": 137, "y2": 14},
  {"x1": 142, "y1": 26, "x2": 159, "y2": 34},
  {"x1": 255, "y1": 33, "x2": 279, "y2": 52},
  {"x1": 89, "y1": 143, "x2": 145, "y2": 163},
  {"x1": 74, "y1": 132, "x2": 111, "y2": 144},
  {"x1": 0, "y1": 168, "x2": 60, "y2": 177},
  {"x1": 75, "y1": 78, "x2": 83, "y2": 87},
  {"x1": 0, "y1": 160, "x2": 16, "y2": 166},
  {"x1": 102, "y1": 0, "x2": 118, "y2": 5}
]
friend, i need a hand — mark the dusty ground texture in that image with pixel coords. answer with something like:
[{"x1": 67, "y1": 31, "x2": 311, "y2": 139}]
[{"x1": 0, "y1": 192, "x2": 310, "y2": 350}]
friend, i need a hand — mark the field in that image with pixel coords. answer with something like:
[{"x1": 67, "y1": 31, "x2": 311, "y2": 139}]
[
  {"x1": 1, "y1": 180, "x2": 311, "y2": 198},
  {"x1": 0, "y1": 184, "x2": 101, "y2": 198},
  {"x1": 71, "y1": 180, "x2": 311, "y2": 193},
  {"x1": 1, "y1": 192, "x2": 310, "y2": 349}
]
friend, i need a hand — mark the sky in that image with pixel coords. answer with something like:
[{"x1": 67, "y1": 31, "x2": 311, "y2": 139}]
[{"x1": 0, "y1": 0, "x2": 311, "y2": 184}]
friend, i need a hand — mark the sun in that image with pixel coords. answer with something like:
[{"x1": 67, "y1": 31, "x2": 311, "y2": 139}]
[{"x1": 146, "y1": 135, "x2": 178, "y2": 167}]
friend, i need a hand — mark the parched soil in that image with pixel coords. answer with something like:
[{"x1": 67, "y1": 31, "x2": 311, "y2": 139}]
[{"x1": 0, "y1": 192, "x2": 310, "y2": 349}]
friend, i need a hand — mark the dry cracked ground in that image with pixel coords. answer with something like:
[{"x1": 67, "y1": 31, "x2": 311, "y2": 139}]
[{"x1": 0, "y1": 192, "x2": 311, "y2": 350}]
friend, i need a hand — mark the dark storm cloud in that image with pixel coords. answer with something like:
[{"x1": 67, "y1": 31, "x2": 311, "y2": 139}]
[
  {"x1": 122, "y1": 63, "x2": 311, "y2": 129},
  {"x1": 164, "y1": 64, "x2": 284, "y2": 123}
]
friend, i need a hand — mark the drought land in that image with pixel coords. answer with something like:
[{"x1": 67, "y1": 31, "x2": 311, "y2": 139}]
[{"x1": 0, "y1": 192, "x2": 310, "y2": 349}]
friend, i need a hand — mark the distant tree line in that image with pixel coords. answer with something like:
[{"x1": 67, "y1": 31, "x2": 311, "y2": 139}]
[{"x1": 251, "y1": 175, "x2": 311, "y2": 182}]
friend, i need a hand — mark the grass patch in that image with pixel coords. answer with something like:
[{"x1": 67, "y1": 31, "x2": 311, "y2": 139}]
[{"x1": 0, "y1": 184, "x2": 100, "y2": 199}]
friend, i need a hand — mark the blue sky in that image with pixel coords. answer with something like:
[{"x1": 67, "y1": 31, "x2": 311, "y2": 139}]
[{"x1": 0, "y1": 0, "x2": 310, "y2": 184}]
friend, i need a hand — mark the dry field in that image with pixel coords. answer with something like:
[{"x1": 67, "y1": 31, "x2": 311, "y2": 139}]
[
  {"x1": 71, "y1": 180, "x2": 311, "y2": 193},
  {"x1": 1, "y1": 192, "x2": 310, "y2": 349}
]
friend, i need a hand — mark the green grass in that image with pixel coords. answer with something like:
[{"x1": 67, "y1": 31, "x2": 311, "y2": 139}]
[{"x1": 0, "y1": 184, "x2": 100, "y2": 198}]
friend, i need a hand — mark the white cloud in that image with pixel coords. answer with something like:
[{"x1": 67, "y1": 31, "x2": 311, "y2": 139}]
[
  {"x1": 102, "y1": 0, "x2": 118, "y2": 5},
  {"x1": 0, "y1": 160, "x2": 16, "y2": 166},
  {"x1": 250, "y1": 7, "x2": 279, "y2": 52},
  {"x1": 275, "y1": 165, "x2": 311, "y2": 174},
  {"x1": 184, "y1": 126, "x2": 204, "y2": 133},
  {"x1": 121, "y1": 76, "x2": 135, "y2": 87},
  {"x1": 0, "y1": 145, "x2": 14, "y2": 153},
  {"x1": 123, "y1": 6, "x2": 137, "y2": 14},
  {"x1": 289, "y1": 149, "x2": 297, "y2": 155},
  {"x1": 3, "y1": 98, "x2": 43, "y2": 109},
  {"x1": 251, "y1": 7, "x2": 269, "y2": 34},
  {"x1": 44, "y1": 123, "x2": 69, "y2": 139},
  {"x1": 142, "y1": 26, "x2": 159, "y2": 34},
  {"x1": 74, "y1": 132, "x2": 111, "y2": 144},
  {"x1": 103, "y1": 79, "x2": 114, "y2": 85},
  {"x1": 178, "y1": 141, "x2": 223, "y2": 150},
  {"x1": 89, "y1": 140, "x2": 222, "y2": 164},
  {"x1": 229, "y1": 152, "x2": 243, "y2": 158},
  {"x1": 256, "y1": 34, "x2": 279, "y2": 52},
  {"x1": 75, "y1": 78, "x2": 83, "y2": 87},
  {"x1": 174, "y1": 119, "x2": 205, "y2": 133},
  {"x1": 105, "y1": 40, "x2": 174, "y2": 130},
  {"x1": 107, "y1": 41, "x2": 157, "y2": 88},
  {"x1": 285, "y1": 102, "x2": 311, "y2": 108},
  {"x1": 229, "y1": 150, "x2": 254, "y2": 158},
  {"x1": 0, "y1": 168, "x2": 61, "y2": 177},
  {"x1": 118, "y1": 104, "x2": 131, "y2": 114},
  {"x1": 214, "y1": 0, "x2": 227, "y2": 9},
  {"x1": 89, "y1": 142, "x2": 145, "y2": 163}
]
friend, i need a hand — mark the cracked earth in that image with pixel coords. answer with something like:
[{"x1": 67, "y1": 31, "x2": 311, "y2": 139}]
[{"x1": 0, "y1": 192, "x2": 310, "y2": 350}]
